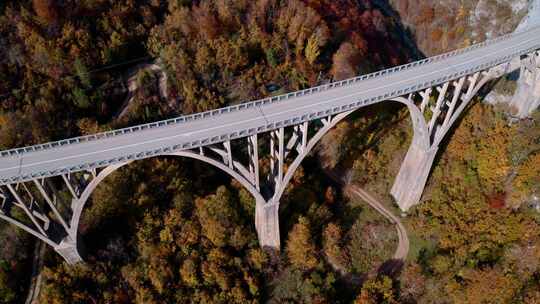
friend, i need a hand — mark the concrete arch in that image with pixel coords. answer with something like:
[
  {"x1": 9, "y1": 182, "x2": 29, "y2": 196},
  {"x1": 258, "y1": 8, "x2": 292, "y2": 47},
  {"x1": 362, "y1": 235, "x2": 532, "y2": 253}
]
[
  {"x1": 259, "y1": 97, "x2": 426, "y2": 249},
  {"x1": 271, "y1": 73, "x2": 498, "y2": 211},
  {"x1": 393, "y1": 96, "x2": 431, "y2": 149},
  {"x1": 273, "y1": 96, "x2": 423, "y2": 202},
  {"x1": 432, "y1": 71, "x2": 495, "y2": 147},
  {"x1": 70, "y1": 150, "x2": 264, "y2": 241}
]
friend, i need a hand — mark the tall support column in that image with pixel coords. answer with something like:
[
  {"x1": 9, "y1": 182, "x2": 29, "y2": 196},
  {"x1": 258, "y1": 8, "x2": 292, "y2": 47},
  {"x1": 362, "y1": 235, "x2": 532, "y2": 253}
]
[
  {"x1": 248, "y1": 135, "x2": 260, "y2": 191},
  {"x1": 224, "y1": 141, "x2": 233, "y2": 169},
  {"x1": 390, "y1": 142, "x2": 439, "y2": 211},
  {"x1": 257, "y1": 128, "x2": 284, "y2": 251},
  {"x1": 300, "y1": 121, "x2": 308, "y2": 153},
  {"x1": 277, "y1": 128, "x2": 284, "y2": 187},
  {"x1": 269, "y1": 128, "x2": 285, "y2": 187},
  {"x1": 33, "y1": 179, "x2": 71, "y2": 238},
  {"x1": 254, "y1": 198, "x2": 280, "y2": 250},
  {"x1": 62, "y1": 174, "x2": 79, "y2": 200},
  {"x1": 5, "y1": 181, "x2": 85, "y2": 264}
]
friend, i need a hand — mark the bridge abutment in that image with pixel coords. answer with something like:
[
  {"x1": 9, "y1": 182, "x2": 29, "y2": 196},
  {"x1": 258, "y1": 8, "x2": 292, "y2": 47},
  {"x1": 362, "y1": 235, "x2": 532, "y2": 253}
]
[
  {"x1": 391, "y1": 142, "x2": 439, "y2": 211},
  {"x1": 509, "y1": 53, "x2": 540, "y2": 118},
  {"x1": 255, "y1": 200, "x2": 280, "y2": 250}
]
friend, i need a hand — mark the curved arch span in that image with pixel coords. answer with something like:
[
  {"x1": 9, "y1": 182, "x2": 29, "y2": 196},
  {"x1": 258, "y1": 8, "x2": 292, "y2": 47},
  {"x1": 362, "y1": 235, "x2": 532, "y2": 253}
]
[
  {"x1": 69, "y1": 151, "x2": 264, "y2": 240},
  {"x1": 69, "y1": 97, "x2": 422, "y2": 251},
  {"x1": 272, "y1": 96, "x2": 425, "y2": 202},
  {"x1": 10, "y1": 71, "x2": 497, "y2": 261}
]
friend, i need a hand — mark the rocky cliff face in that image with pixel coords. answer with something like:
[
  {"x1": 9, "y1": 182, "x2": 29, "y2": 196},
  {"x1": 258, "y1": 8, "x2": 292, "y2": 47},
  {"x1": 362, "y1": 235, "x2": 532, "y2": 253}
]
[
  {"x1": 509, "y1": 54, "x2": 540, "y2": 117},
  {"x1": 389, "y1": 0, "x2": 527, "y2": 56},
  {"x1": 471, "y1": 0, "x2": 528, "y2": 38}
]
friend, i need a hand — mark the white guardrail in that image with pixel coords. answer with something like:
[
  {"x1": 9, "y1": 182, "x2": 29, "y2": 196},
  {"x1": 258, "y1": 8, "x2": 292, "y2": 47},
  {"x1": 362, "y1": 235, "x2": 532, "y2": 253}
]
[{"x1": 0, "y1": 29, "x2": 536, "y2": 160}]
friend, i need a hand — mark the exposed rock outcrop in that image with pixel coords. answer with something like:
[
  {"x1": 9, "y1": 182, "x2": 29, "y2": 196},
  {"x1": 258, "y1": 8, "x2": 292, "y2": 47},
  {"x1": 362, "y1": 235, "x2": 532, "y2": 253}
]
[{"x1": 509, "y1": 55, "x2": 540, "y2": 118}]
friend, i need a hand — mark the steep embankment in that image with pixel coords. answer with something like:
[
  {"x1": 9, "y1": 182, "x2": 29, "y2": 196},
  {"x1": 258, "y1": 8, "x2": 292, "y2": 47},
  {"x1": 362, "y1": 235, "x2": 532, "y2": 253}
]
[
  {"x1": 388, "y1": 0, "x2": 531, "y2": 107},
  {"x1": 389, "y1": 0, "x2": 527, "y2": 55}
]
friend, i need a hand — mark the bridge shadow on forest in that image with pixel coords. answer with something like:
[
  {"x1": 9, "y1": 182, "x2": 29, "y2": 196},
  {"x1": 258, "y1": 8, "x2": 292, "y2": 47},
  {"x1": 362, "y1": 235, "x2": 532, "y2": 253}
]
[
  {"x1": 280, "y1": 1, "x2": 423, "y2": 298},
  {"x1": 373, "y1": 0, "x2": 427, "y2": 62},
  {"x1": 377, "y1": 258, "x2": 405, "y2": 278},
  {"x1": 364, "y1": 0, "x2": 522, "y2": 285},
  {"x1": 323, "y1": 0, "x2": 429, "y2": 171},
  {"x1": 334, "y1": 0, "x2": 431, "y2": 292}
]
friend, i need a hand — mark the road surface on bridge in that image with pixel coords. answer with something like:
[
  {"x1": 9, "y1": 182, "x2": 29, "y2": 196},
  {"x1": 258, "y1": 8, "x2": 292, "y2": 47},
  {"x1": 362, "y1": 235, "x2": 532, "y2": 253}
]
[{"x1": 1, "y1": 25, "x2": 540, "y2": 185}]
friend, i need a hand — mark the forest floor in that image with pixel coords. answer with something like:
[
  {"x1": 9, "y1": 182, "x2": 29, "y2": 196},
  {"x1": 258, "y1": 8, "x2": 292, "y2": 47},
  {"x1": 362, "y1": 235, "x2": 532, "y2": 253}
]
[{"x1": 324, "y1": 169, "x2": 409, "y2": 261}]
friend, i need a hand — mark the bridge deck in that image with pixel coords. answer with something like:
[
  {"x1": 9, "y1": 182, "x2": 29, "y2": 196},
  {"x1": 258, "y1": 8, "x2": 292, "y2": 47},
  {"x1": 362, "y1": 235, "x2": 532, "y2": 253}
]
[{"x1": 1, "y1": 26, "x2": 540, "y2": 185}]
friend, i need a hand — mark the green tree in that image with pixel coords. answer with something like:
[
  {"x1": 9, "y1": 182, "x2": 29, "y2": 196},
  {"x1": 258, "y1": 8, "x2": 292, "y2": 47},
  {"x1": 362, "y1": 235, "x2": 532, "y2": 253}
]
[
  {"x1": 74, "y1": 58, "x2": 91, "y2": 88},
  {"x1": 73, "y1": 87, "x2": 91, "y2": 109},
  {"x1": 0, "y1": 262, "x2": 16, "y2": 303}
]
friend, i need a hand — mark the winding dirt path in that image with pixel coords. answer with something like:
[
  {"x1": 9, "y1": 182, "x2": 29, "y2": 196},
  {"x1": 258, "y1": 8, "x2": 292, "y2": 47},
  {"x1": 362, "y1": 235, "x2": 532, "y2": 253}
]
[
  {"x1": 24, "y1": 242, "x2": 45, "y2": 304},
  {"x1": 326, "y1": 170, "x2": 409, "y2": 260},
  {"x1": 346, "y1": 186, "x2": 409, "y2": 260}
]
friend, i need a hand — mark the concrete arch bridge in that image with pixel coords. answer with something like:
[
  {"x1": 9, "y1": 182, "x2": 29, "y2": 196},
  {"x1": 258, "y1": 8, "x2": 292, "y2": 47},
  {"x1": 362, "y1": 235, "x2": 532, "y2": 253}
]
[{"x1": 1, "y1": 4, "x2": 540, "y2": 264}]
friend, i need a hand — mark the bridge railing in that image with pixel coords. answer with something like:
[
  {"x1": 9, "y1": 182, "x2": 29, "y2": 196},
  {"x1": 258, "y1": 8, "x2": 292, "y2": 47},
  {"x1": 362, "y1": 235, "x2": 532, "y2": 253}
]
[{"x1": 0, "y1": 29, "x2": 530, "y2": 159}]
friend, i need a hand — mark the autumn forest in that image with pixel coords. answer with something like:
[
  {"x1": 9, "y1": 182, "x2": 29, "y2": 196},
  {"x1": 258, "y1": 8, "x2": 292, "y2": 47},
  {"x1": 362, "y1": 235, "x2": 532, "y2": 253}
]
[{"x1": 0, "y1": 0, "x2": 539, "y2": 303}]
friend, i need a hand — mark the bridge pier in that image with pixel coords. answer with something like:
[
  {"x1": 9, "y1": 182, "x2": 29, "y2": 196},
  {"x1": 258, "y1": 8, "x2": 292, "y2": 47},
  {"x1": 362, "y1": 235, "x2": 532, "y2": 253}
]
[
  {"x1": 255, "y1": 199, "x2": 280, "y2": 250},
  {"x1": 509, "y1": 52, "x2": 540, "y2": 118},
  {"x1": 54, "y1": 237, "x2": 83, "y2": 264},
  {"x1": 391, "y1": 142, "x2": 439, "y2": 211}
]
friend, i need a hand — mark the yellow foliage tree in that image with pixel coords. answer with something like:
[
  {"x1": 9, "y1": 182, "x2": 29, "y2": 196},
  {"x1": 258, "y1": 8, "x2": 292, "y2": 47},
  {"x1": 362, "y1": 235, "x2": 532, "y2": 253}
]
[
  {"x1": 322, "y1": 222, "x2": 350, "y2": 272},
  {"x1": 355, "y1": 276, "x2": 397, "y2": 304},
  {"x1": 475, "y1": 117, "x2": 513, "y2": 193},
  {"x1": 305, "y1": 34, "x2": 320, "y2": 65},
  {"x1": 446, "y1": 268, "x2": 520, "y2": 304},
  {"x1": 510, "y1": 152, "x2": 540, "y2": 207},
  {"x1": 286, "y1": 216, "x2": 318, "y2": 270}
]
